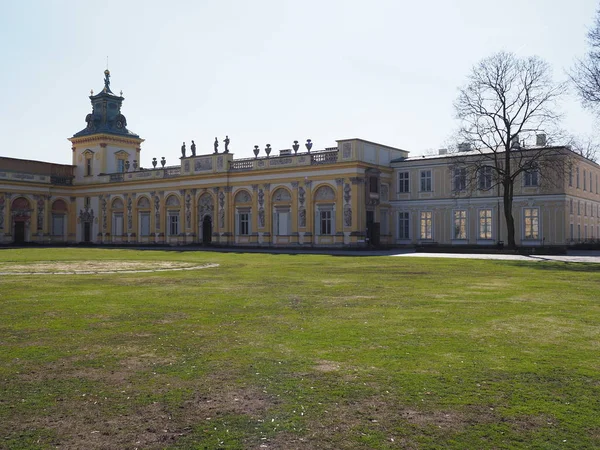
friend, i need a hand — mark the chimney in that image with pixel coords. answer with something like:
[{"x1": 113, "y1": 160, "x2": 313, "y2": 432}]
[
  {"x1": 536, "y1": 133, "x2": 547, "y2": 146},
  {"x1": 458, "y1": 142, "x2": 471, "y2": 152},
  {"x1": 511, "y1": 135, "x2": 521, "y2": 149}
]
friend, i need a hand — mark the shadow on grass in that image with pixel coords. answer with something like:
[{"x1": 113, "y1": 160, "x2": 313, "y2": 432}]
[{"x1": 502, "y1": 260, "x2": 600, "y2": 273}]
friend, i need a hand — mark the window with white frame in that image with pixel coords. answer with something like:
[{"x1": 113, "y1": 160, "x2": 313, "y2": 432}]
[
  {"x1": 237, "y1": 211, "x2": 250, "y2": 235},
  {"x1": 86, "y1": 157, "x2": 92, "y2": 176},
  {"x1": 453, "y1": 210, "x2": 467, "y2": 239},
  {"x1": 168, "y1": 213, "x2": 179, "y2": 236},
  {"x1": 479, "y1": 209, "x2": 493, "y2": 239},
  {"x1": 139, "y1": 212, "x2": 150, "y2": 236},
  {"x1": 117, "y1": 159, "x2": 125, "y2": 173},
  {"x1": 51, "y1": 214, "x2": 65, "y2": 236},
  {"x1": 569, "y1": 167, "x2": 573, "y2": 187},
  {"x1": 273, "y1": 208, "x2": 290, "y2": 236},
  {"x1": 524, "y1": 166, "x2": 539, "y2": 187},
  {"x1": 112, "y1": 213, "x2": 124, "y2": 236},
  {"x1": 380, "y1": 209, "x2": 389, "y2": 235},
  {"x1": 398, "y1": 212, "x2": 410, "y2": 240},
  {"x1": 570, "y1": 223, "x2": 574, "y2": 240},
  {"x1": 420, "y1": 170, "x2": 432, "y2": 192},
  {"x1": 320, "y1": 210, "x2": 332, "y2": 235},
  {"x1": 523, "y1": 208, "x2": 539, "y2": 240},
  {"x1": 420, "y1": 211, "x2": 433, "y2": 240},
  {"x1": 453, "y1": 168, "x2": 466, "y2": 192},
  {"x1": 398, "y1": 172, "x2": 410, "y2": 193},
  {"x1": 479, "y1": 166, "x2": 493, "y2": 190}
]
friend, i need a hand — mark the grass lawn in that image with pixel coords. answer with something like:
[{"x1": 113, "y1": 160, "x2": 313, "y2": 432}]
[{"x1": 1, "y1": 248, "x2": 599, "y2": 449}]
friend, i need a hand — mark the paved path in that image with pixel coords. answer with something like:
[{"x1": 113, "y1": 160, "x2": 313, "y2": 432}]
[{"x1": 391, "y1": 250, "x2": 600, "y2": 264}]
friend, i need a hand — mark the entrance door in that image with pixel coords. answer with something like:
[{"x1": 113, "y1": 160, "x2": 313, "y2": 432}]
[
  {"x1": 202, "y1": 216, "x2": 212, "y2": 244},
  {"x1": 83, "y1": 222, "x2": 91, "y2": 243},
  {"x1": 14, "y1": 222, "x2": 25, "y2": 244}
]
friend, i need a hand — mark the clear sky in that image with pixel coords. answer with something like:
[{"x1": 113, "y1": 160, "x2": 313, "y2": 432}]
[{"x1": 0, "y1": 0, "x2": 598, "y2": 166}]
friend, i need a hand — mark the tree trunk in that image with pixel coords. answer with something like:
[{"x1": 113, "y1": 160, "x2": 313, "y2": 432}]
[{"x1": 503, "y1": 179, "x2": 516, "y2": 249}]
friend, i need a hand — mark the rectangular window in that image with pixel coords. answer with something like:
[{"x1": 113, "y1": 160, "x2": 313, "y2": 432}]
[
  {"x1": 420, "y1": 170, "x2": 432, "y2": 192},
  {"x1": 578, "y1": 201, "x2": 581, "y2": 215},
  {"x1": 453, "y1": 168, "x2": 466, "y2": 191},
  {"x1": 584, "y1": 170, "x2": 587, "y2": 191},
  {"x1": 578, "y1": 224, "x2": 581, "y2": 240},
  {"x1": 420, "y1": 211, "x2": 433, "y2": 240},
  {"x1": 585, "y1": 224, "x2": 588, "y2": 239},
  {"x1": 86, "y1": 158, "x2": 92, "y2": 176},
  {"x1": 117, "y1": 159, "x2": 125, "y2": 174},
  {"x1": 274, "y1": 210, "x2": 289, "y2": 236},
  {"x1": 569, "y1": 168, "x2": 573, "y2": 187},
  {"x1": 479, "y1": 209, "x2": 492, "y2": 239},
  {"x1": 369, "y1": 176, "x2": 379, "y2": 194},
  {"x1": 398, "y1": 172, "x2": 410, "y2": 193},
  {"x1": 320, "y1": 210, "x2": 332, "y2": 235},
  {"x1": 238, "y1": 212, "x2": 250, "y2": 235},
  {"x1": 524, "y1": 208, "x2": 539, "y2": 240},
  {"x1": 453, "y1": 210, "x2": 467, "y2": 239},
  {"x1": 51, "y1": 214, "x2": 65, "y2": 236},
  {"x1": 570, "y1": 199, "x2": 573, "y2": 214},
  {"x1": 398, "y1": 212, "x2": 410, "y2": 239},
  {"x1": 139, "y1": 212, "x2": 150, "y2": 236},
  {"x1": 168, "y1": 214, "x2": 179, "y2": 236},
  {"x1": 479, "y1": 166, "x2": 492, "y2": 190},
  {"x1": 524, "y1": 168, "x2": 539, "y2": 187},
  {"x1": 380, "y1": 209, "x2": 389, "y2": 235},
  {"x1": 585, "y1": 202, "x2": 587, "y2": 216},
  {"x1": 576, "y1": 167, "x2": 580, "y2": 188},
  {"x1": 112, "y1": 213, "x2": 124, "y2": 236},
  {"x1": 591, "y1": 174, "x2": 594, "y2": 192},
  {"x1": 570, "y1": 223, "x2": 574, "y2": 240}
]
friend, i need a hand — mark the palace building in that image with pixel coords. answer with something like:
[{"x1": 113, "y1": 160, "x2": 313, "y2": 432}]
[{"x1": 1, "y1": 71, "x2": 599, "y2": 248}]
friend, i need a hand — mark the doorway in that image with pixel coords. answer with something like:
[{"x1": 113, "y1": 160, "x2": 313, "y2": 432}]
[
  {"x1": 14, "y1": 221, "x2": 25, "y2": 244},
  {"x1": 83, "y1": 222, "x2": 91, "y2": 243},
  {"x1": 202, "y1": 215, "x2": 212, "y2": 244}
]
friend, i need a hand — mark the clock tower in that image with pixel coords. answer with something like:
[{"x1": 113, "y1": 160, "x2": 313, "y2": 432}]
[{"x1": 69, "y1": 70, "x2": 144, "y2": 181}]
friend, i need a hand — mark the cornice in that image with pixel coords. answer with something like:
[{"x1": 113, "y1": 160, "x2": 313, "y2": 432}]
[{"x1": 68, "y1": 134, "x2": 144, "y2": 147}]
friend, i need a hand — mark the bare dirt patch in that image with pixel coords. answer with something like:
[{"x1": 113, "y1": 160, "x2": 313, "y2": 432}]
[{"x1": 0, "y1": 260, "x2": 218, "y2": 275}]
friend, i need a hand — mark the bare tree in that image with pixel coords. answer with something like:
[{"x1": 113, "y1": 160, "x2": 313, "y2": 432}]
[
  {"x1": 454, "y1": 52, "x2": 566, "y2": 249},
  {"x1": 571, "y1": 9, "x2": 600, "y2": 111},
  {"x1": 566, "y1": 134, "x2": 600, "y2": 162}
]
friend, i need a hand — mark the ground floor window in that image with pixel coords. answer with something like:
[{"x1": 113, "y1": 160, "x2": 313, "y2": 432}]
[
  {"x1": 112, "y1": 213, "x2": 124, "y2": 236},
  {"x1": 168, "y1": 213, "x2": 179, "y2": 236},
  {"x1": 420, "y1": 211, "x2": 432, "y2": 240},
  {"x1": 320, "y1": 210, "x2": 332, "y2": 235},
  {"x1": 453, "y1": 210, "x2": 467, "y2": 239},
  {"x1": 398, "y1": 212, "x2": 410, "y2": 240},
  {"x1": 380, "y1": 209, "x2": 389, "y2": 235},
  {"x1": 523, "y1": 208, "x2": 539, "y2": 240},
  {"x1": 51, "y1": 214, "x2": 65, "y2": 236},
  {"x1": 236, "y1": 210, "x2": 250, "y2": 235},
  {"x1": 139, "y1": 212, "x2": 150, "y2": 236},
  {"x1": 273, "y1": 209, "x2": 290, "y2": 235},
  {"x1": 479, "y1": 209, "x2": 492, "y2": 239}
]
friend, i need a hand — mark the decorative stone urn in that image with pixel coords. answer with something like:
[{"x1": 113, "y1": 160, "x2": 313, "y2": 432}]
[
  {"x1": 306, "y1": 139, "x2": 313, "y2": 153},
  {"x1": 253, "y1": 145, "x2": 260, "y2": 158},
  {"x1": 293, "y1": 140, "x2": 300, "y2": 154},
  {"x1": 265, "y1": 144, "x2": 271, "y2": 157},
  {"x1": 152, "y1": 157, "x2": 157, "y2": 168},
  {"x1": 125, "y1": 160, "x2": 130, "y2": 172},
  {"x1": 161, "y1": 157, "x2": 166, "y2": 168}
]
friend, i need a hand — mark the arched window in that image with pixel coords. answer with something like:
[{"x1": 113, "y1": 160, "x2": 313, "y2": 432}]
[{"x1": 234, "y1": 190, "x2": 252, "y2": 236}]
